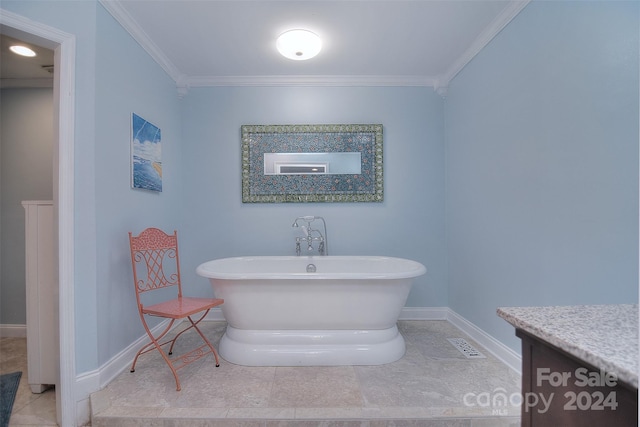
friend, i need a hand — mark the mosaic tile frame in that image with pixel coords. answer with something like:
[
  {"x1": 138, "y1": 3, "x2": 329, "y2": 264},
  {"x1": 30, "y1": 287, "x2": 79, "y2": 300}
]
[{"x1": 242, "y1": 124, "x2": 383, "y2": 203}]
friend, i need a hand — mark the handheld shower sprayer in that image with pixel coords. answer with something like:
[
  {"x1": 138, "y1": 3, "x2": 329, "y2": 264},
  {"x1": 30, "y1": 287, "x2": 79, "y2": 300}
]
[{"x1": 292, "y1": 215, "x2": 318, "y2": 227}]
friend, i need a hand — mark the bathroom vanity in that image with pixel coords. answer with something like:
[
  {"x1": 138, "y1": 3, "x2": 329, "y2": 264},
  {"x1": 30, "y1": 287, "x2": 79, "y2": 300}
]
[{"x1": 498, "y1": 305, "x2": 638, "y2": 427}]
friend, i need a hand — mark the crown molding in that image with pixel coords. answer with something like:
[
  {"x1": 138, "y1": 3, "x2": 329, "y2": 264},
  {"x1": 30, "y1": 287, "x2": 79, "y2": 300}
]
[
  {"x1": 186, "y1": 74, "x2": 438, "y2": 88},
  {"x1": 176, "y1": 75, "x2": 442, "y2": 98},
  {"x1": 98, "y1": 0, "x2": 184, "y2": 82},
  {"x1": 439, "y1": 0, "x2": 530, "y2": 87}
]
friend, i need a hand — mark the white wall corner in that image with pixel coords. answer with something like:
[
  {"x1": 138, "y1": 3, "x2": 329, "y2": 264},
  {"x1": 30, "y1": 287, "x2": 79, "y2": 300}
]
[
  {"x1": 432, "y1": 76, "x2": 449, "y2": 98},
  {"x1": 435, "y1": 86, "x2": 448, "y2": 98},
  {"x1": 176, "y1": 75, "x2": 190, "y2": 98}
]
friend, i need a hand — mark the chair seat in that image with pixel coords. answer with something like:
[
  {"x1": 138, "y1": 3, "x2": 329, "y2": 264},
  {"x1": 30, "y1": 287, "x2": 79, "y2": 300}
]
[{"x1": 143, "y1": 297, "x2": 224, "y2": 319}]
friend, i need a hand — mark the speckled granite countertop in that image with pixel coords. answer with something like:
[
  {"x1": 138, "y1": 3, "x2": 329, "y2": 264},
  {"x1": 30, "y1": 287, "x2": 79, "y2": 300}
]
[{"x1": 497, "y1": 304, "x2": 638, "y2": 389}]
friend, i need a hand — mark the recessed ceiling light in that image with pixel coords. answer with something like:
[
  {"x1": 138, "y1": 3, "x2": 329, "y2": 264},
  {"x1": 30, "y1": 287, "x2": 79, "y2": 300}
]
[
  {"x1": 10, "y1": 45, "x2": 37, "y2": 57},
  {"x1": 276, "y1": 29, "x2": 322, "y2": 61}
]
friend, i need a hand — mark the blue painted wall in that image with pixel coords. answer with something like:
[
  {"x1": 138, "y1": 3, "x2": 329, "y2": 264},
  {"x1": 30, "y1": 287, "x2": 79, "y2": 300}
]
[
  {"x1": 179, "y1": 86, "x2": 447, "y2": 307},
  {"x1": 93, "y1": 5, "x2": 184, "y2": 367},
  {"x1": 445, "y1": 1, "x2": 639, "y2": 351}
]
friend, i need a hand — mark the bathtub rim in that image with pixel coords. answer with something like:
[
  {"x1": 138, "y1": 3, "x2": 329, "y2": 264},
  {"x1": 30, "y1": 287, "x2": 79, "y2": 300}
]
[{"x1": 196, "y1": 255, "x2": 427, "y2": 280}]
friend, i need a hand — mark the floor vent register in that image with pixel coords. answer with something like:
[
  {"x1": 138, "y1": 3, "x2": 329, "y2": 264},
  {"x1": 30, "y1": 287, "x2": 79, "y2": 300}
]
[{"x1": 447, "y1": 338, "x2": 486, "y2": 359}]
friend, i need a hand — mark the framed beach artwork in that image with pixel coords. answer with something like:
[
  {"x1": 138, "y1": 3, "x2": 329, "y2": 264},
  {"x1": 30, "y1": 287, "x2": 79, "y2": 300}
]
[{"x1": 131, "y1": 113, "x2": 162, "y2": 192}]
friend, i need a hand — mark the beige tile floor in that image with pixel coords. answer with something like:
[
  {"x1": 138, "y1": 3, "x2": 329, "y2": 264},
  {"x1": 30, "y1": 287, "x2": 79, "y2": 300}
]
[
  {"x1": 0, "y1": 336, "x2": 58, "y2": 426},
  {"x1": 91, "y1": 320, "x2": 522, "y2": 427}
]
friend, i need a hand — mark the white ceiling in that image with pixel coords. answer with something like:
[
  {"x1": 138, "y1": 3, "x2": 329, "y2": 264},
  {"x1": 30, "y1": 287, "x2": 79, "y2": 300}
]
[
  {"x1": 1, "y1": 1, "x2": 530, "y2": 92},
  {"x1": 102, "y1": 0, "x2": 530, "y2": 92}
]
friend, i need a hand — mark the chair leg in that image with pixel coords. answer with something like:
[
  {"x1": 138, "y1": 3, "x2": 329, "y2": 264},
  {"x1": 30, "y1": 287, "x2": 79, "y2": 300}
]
[
  {"x1": 130, "y1": 341, "x2": 154, "y2": 372},
  {"x1": 130, "y1": 319, "x2": 175, "y2": 372},
  {"x1": 131, "y1": 318, "x2": 183, "y2": 391},
  {"x1": 157, "y1": 344, "x2": 182, "y2": 391},
  {"x1": 186, "y1": 311, "x2": 221, "y2": 367},
  {"x1": 166, "y1": 311, "x2": 205, "y2": 355}
]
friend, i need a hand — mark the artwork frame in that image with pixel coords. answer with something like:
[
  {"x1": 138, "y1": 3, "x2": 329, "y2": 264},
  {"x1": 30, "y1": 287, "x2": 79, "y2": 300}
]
[
  {"x1": 242, "y1": 124, "x2": 383, "y2": 203},
  {"x1": 131, "y1": 113, "x2": 162, "y2": 192}
]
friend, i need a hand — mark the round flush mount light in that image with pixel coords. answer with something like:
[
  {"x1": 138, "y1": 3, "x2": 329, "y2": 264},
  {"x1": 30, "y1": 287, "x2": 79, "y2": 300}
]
[
  {"x1": 9, "y1": 45, "x2": 36, "y2": 57},
  {"x1": 276, "y1": 29, "x2": 322, "y2": 61}
]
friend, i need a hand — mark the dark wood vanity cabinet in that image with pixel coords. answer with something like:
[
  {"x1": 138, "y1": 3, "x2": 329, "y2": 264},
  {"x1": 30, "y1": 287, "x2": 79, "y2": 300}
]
[{"x1": 517, "y1": 329, "x2": 638, "y2": 427}]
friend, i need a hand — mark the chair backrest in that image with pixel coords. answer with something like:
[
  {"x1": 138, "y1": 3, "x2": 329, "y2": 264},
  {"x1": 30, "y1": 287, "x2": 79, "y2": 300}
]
[{"x1": 129, "y1": 228, "x2": 183, "y2": 299}]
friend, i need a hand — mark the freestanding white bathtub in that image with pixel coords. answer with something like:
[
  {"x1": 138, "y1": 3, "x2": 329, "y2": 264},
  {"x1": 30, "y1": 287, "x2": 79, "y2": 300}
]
[{"x1": 196, "y1": 256, "x2": 427, "y2": 366}]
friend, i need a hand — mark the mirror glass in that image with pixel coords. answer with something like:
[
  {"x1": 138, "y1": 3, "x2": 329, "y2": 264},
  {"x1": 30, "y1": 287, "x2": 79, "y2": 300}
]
[
  {"x1": 242, "y1": 124, "x2": 383, "y2": 203},
  {"x1": 264, "y1": 152, "x2": 362, "y2": 175}
]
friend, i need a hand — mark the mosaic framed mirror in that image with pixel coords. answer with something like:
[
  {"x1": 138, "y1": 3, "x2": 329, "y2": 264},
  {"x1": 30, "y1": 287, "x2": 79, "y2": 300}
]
[{"x1": 241, "y1": 124, "x2": 383, "y2": 203}]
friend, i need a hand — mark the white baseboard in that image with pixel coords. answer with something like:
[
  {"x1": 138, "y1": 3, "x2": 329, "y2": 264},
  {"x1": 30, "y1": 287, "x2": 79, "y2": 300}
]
[
  {"x1": 0, "y1": 324, "x2": 27, "y2": 337},
  {"x1": 399, "y1": 306, "x2": 449, "y2": 320},
  {"x1": 207, "y1": 307, "x2": 460, "y2": 322},
  {"x1": 205, "y1": 307, "x2": 226, "y2": 321},
  {"x1": 445, "y1": 308, "x2": 522, "y2": 374}
]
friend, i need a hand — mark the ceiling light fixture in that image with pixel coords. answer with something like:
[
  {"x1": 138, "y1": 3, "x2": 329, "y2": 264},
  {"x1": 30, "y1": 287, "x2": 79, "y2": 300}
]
[
  {"x1": 9, "y1": 45, "x2": 37, "y2": 57},
  {"x1": 276, "y1": 29, "x2": 322, "y2": 61}
]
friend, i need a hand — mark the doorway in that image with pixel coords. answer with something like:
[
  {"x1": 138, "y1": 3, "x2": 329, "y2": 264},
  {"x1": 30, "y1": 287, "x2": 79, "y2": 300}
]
[
  {"x1": 0, "y1": 11, "x2": 76, "y2": 427},
  {"x1": 1, "y1": 29, "x2": 58, "y2": 425},
  {"x1": 0, "y1": 29, "x2": 59, "y2": 423}
]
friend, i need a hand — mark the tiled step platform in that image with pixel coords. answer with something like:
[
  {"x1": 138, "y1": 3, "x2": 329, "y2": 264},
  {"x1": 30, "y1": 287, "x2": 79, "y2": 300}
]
[{"x1": 90, "y1": 321, "x2": 521, "y2": 427}]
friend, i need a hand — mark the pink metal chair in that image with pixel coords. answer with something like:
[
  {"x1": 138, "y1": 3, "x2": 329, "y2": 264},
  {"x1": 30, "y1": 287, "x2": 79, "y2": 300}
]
[{"x1": 128, "y1": 227, "x2": 223, "y2": 391}]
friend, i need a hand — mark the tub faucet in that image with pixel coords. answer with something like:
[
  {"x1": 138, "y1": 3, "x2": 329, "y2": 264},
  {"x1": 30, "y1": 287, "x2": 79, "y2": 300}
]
[{"x1": 292, "y1": 216, "x2": 328, "y2": 256}]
